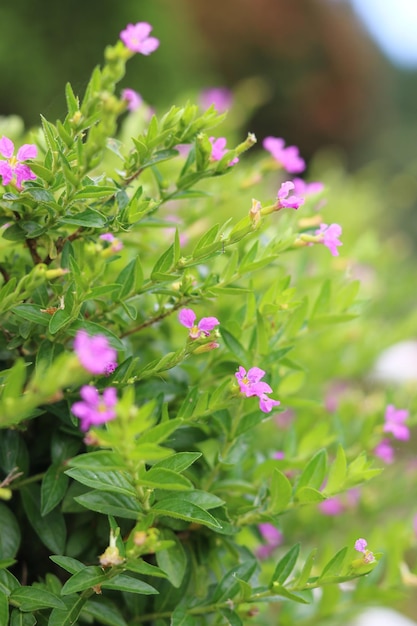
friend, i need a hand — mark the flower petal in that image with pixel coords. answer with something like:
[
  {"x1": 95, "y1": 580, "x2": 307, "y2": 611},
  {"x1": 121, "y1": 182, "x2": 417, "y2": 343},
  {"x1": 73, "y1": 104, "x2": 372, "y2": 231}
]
[
  {"x1": 0, "y1": 136, "x2": 14, "y2": 159},
  {"x1": 178, "y1": 308, "x2": 196, "y2": 329},
  {"x1": 16, "y1": 143, "x2": 38, "y2": 161}
]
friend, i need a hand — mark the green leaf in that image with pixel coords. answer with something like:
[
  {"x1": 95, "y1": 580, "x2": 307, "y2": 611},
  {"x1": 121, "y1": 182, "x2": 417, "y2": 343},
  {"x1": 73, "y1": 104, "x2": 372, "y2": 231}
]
[
  {"x1": 296, "y1": 449, "x2": 327, "y2": 492},
  {"x1": 59, "y1": 208, "x2": 107, "y2": 227},
  {"x1": 293, "y1": 548, "x2": 317, "y2": 589},
  {"x1": 75, "y1": 491, "x2": 141, "y2": 519},
  {"x1": 21, "y1": 485, "x2": 66, "y2": 554},
  {"x1": 12, "y1": 304, "x2": 50, "y2": 326},
  {"x1": 151, "y1": 244, "x2": 175, "y2": 280},
  {"x1": 156, "y1": 529, "x2": 187, "y2": 588},
  {"x1": 175, "y1": 490, "x2": 225, "y2": 510},
  {"x1": 295, "y1": 487, "x2": 326, "y2": 504},
  {"x1": 102, "y1": 574, "x2": 158, "y2": 595},
  {"x1": 219, "y1": 327, "x2": 248, "y2": 363},
  {"x1": 115, "y1": 257, "x2": 141, "y2": 300},
  {"x1": 72, "y1": 186, "x2": 116, "y2": 199},
  {"x1": 61, "y1": 566, "x2": 107, "y2": 595},
  {"x1": 123, "y1": 559, "x2": 168, "y2": 579},
  {"x1": 65, "y1": 82, "x2": 79, "y2": 115},
  {"x1": 41, "y1": 462, "x2": 69, "y2": 515},
  {"x1": 0, "y1": 504, "x2": 20, "y2": 559},
  {"x1": 170, "y1": 606, "x2": 198, "y2": 626},
  {"x1": 0, "y1": 569, "x2": 20, "y2": 596},
  {"x1": 139, "y1": 418, "x2": 184, "y2": 445},
  {"x1": 0, "y1": 591, "x2": 8, "y2": 625},
  {"x1": 152, "y1": 497, "x2": 222, "y2": 529},
  {"x1": 9, "y1": 609, "x2": 36, "y2": 626},
  {"x1": 64, "y1": 468, "x2": 136, "y2": 498},
  {"x1": 312, "y1": 279, "x2": 331, "y2": 317},
  {"x1": 49, "y1": 555, "x2": 84, "y2": 575},
  {"x1": 153, "y1": 452, "x2": 202, "y2": 474},
  {"x1": 318, "y1": 547, "x2": 348, "y2": 581},
  {"x1": 140, "y1": 468, "x2": 193, "y2": 490},
  {"x1": 325, "y1": 445, "x2": 347, "y2": 494},
  {"x1": 270, "y1": 543, "x2": 300, "y2": 586},
  {"x1": 220, "y1": 608, "x2": 243, "y2": 626},
  {"x1": 67, "y1": 450, "x2": 126, "y2": 471},
  {"x1": 212, "y1": 561, "x2": 257, "y2": 603},
  {"x1": 278, "y1": 371, "x2": 306, "y2": 396},
  {"x1": 9, "y1": 587, "x2": 66, "y2": 612},
  {"x1": 269, "y1": 469, "x2": 292, "y2": 514},
  {"x1": 82, "y1": 599, "x2": 128, "y2": 626},
  {"x1": 0, "y1": 359, "x2": 26, "y2": 402}
]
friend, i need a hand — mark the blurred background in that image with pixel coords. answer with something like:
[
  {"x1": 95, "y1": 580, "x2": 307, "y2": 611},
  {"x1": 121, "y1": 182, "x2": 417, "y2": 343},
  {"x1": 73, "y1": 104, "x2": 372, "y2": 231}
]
[{"x1": 2, "y1": 0, "x2": 417, "y2": 168}]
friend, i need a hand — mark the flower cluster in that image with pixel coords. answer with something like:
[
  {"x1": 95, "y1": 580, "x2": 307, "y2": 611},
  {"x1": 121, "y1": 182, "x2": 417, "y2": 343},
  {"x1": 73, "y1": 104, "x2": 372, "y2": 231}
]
[
  {"x1": 122, "y1": 88, "x2": 142, "y2": 111},
  {"x1": 120, "y1": 22, "x2": 159, "y2": 55},
  {"x1": 179, "y1": 308, "x2": 220, "y2": 340},
  {"x1": 235, "y1": 366, "x2": 280, "y2": 413},
  {"x1": 74, "y1": 330, "x2": 117, "y2": 375},
  {"x1": 374, "y1": 404, "x2": 410, "y2": 464},
  {"x1": 209, "y1": 137, "x2": 238, "y2": 166},
  {"x1": 262, "y1": 136, "x2": 305, "y2": 174},
  {"x1": 0, "y1": 136, "x2": 37, "y2": 189}
]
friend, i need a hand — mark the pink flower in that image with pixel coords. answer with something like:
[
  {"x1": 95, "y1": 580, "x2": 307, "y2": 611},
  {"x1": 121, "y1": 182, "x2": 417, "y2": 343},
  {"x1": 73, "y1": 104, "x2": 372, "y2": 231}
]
[
  {"x1": 0, "y1": 136, "x2": 37, "y2": 189},
  {"x1": 122, "y1": 88, "x2": 142, "y2": 111},
  {"x1": 277, "y1": 181, "x2": 304, "y2": 210},
  {"x1": 99, "y1": 232, "x2": 123, "y2": 252},
  {"x1": 383, "y1": 404, "x2": 410, "y2": 441},
  {"x1": 178, "y1": 308, "x2": 219, "y2": 339},
  {"x1": 273, "y1": 451, "x2": 285, "y2": 460},
  {"x1": 256, "y1": 523, "x2": 283, "y2": 559},
  {"x1": 315, "y1": 223, "x2": 343, "y2": 257},
  {"x1": 374, "y1": 438, "x2": 394, "y2": 464},
  {"x1": 209, "y1": 137, "x2": 238, "y2": 166},
  {"x1": 235, "y1": 366, "x2": 280, "y2": 414},
  {"x1": 319, "y1": 497, "x2": 344, "y2": 516},
  {"x1": 262, "y1": 136, "x2": 305, "y2": 174},
  {"x1": 74, "y1": 330, "x2": 118, "y2": 375},
  {"x1": 292, "y1": 177, "x2": 324, "y2": 197},
  {"x1": 355, "y1": 538, "x2": 367, "y2": 553},
  {"x1": 71, "y1": 386, "x2": 117, "y2": 431},
  {"x1": 199, "y1": 87, "x2": 233, "y2": 113},
  {"x1": 120, "y1": 22, "x2": 160, "y2": 55}
]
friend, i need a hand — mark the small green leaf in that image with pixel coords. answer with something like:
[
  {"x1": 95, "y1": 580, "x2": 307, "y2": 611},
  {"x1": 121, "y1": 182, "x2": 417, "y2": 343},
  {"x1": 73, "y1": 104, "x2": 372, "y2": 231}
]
[
  {"x1": 59, "y1": 208, "x2": 107, "y2": 227},
  {"x1": 74, "y1": 491, "x2": 141, "y2": 519},
  {"x1": 9, "y1": 587, "x2": 66, "y2": 612},
  {"x1": 219, "y1": 327, "x2": 248, "y2": 363},
  {"x1": 170, "y1": 606, "x2": 198, "y2": 626},
  {"x1": 61, "y1": 566, "x2": 108, "y2": 595},
  {"x1": 318, "y1": 547, "x2": 348, "y2": 581},
  {"x1": 296, "y1": 449, "x2": 327, "y2": 492},
  {"x1": 21, "y1": 485, "x2": 66, "y2": 554},
  {"x1": 295, "y1": 487, "x2": 326, "y2": 504},
  {"x1": 64, "y1": 468, "x2": 136, "y2": 498},
  {"x1": 156, "y1": 529, "x2": 187, "y2": 588},
  {"x1": 0, "y1": 591, "x2": 8, "y2": 625},
  {"x1": 270, "y1": 543, "x2": 300, "y2": 586},
  {"x1": 9, "y1": 609, "x2": 36, "y2": 626},
  {"x1": 152, "y1": 498, "x2": 222, "y2": 529},
  {"x1": 140, "y1": 467, "x2": 193, "y2": 490},
  {"x1": 0, "y1": 504, "x2": 21, "y2": 559},
  {"x1": 153, "y1": 452, "x2": 202, "y2": 474},
  {"x1": 212, "y1": 561, "x2": 257, "y2": 603},
  {"x1": 49, "y1": 555, "x2": 84, "y2": 575},
  {"x1": 82, "y1": 599, "x2": 128, "y2": 626},
  {"x1": 41, "y1": 462, "x2": 69, "y2": 515},
  {"x1": 325, "y1": 445, "x2": 347, "y2": 494},
  {"x1": 102, "y1": 574, "x2": 158, "y2": 595},
  {"x1": 269, "y1": 469, "x2": 292, "y2": 514}
]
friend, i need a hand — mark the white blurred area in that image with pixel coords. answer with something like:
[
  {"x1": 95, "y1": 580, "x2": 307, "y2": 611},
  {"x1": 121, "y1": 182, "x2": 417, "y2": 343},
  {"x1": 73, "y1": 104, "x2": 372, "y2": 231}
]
[
  {"x1": 371, "y1": 341, "x2": 417, "y2": 384},
  {"x1": 350, "y1": 608, "x2": 417, "y2": 626},
  {"x1": 349, "y1": 0, "x2": 417, "y2": 67}
]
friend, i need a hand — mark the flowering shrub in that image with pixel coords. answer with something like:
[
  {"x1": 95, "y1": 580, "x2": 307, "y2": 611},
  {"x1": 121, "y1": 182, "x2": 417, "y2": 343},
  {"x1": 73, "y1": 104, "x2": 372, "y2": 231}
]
[{"x1": 0, "y1": 19, "x2": 416, "y2": 626}]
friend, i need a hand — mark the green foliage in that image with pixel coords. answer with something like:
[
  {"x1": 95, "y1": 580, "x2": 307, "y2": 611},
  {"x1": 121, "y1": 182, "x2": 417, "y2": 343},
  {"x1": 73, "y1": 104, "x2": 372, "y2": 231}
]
[{"x1": 0, "y1": 18, "x2": 415, "y2": 626}]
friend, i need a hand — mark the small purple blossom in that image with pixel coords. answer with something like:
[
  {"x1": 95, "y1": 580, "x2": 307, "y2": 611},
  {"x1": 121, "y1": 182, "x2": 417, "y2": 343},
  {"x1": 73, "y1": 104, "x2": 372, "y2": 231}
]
[
  {"x1": 178, "y1": 308, "x2": 219, "y2": 340},
  {"x1": 120, "y1": 22, "x2": 159, "y2": 55},
  {"x1": 235, "y1": 366, "x2": 280, "y2": 414},
  {"x1": 319, "y1": 497, "x2": 344, "y2": 516},
  {"x1": 122, "y1": 88, "x2": 142, "y2": 111},
  {"x1": 0, "y1": 136, "x2": 37, "y2": 189},
  {"x1": 355, "y1": 538, "x2": 368, "y2": 553},
  {"x1": 277, "y1": 181, "x2": 304, "y2": 210},
  {"x1": 209, "y1": 137, "x2": 238, "y2": 166},
  {"x1": 99, "y1": 232, "x2": 123, "y2": 253},
  {"x1": 273, "y1": 451, "x2": 285, "y2": 460},
  {"x1": 262, "y1": 136, "x2": 305, "y2": 174},
  {"x1": 74, "y1": 330, "x2": 118, "y2": 375},
  {"x1": 199, "y1": 87, "x2": 233, "y2": 113},
  {"x1": 71, "y1": 386, "x2": 117, "y2": 431},
  {"x1": 383, "y1": 404, "x2": 410, "y2": 441},
  {"x1": 374, "y1": 438, "x2": 394, "y2": 464},
  {"x1": 315, "y1": 223, "x2": 343, "y2": 257}
]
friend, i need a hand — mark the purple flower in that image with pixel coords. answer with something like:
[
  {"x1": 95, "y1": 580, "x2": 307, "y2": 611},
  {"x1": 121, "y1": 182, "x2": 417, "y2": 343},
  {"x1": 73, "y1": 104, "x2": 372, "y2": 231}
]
[
  {"x1": 178, "y1": 308, "x2": 219, "y2": 339},
  {"x1": 319, "y1": 497, "x2": 344, "y2": 516},
  {"x1": 277, "y1": 181, "x2": 304, "y2": 210},
  {"x1": 99, "y1": 232, "x2": 123, "y2": 252},
  {"x1": 0, "y1": 136, "x2": 37, "y2": 189},
  {"x1": 199, "y1": 87, "x2": 233, "y2": 113},
  {"x1": 120, "y1": 22, "x2": 160, "y2": 55},
  {"x1": 256, "y1": 523, "x2": 283, "y2": 559},
  {"x1": 315, "y1": 223, "x2": 343, "y2": 257},
  {"x1": 383, "y1": 404, "x2": 410, "y2": 441},
  {"x1": 355, "y1": 538, "x2": 367, "y2": 553},
  {"x1": 209, "y1": 137, "x2": 238, "y2": 166},
  {"x1": 74, "y1": 330, "x2": 118, "y2": 375},
  {"x1": 292, "y1": 177, "x2": 324, "y2": 197},
  {"x1": 374, "y1": 438, "x2": 394, "y2": 464},
  {"x1": 235, "y1": 366, "x2": 280, "y2": 414},
  {"x1": 71, "y1": 386, "x2": 117, "y2": 431},
  {"x1": 273, "y1": 451, "x2": 285, "y2": 460},
  {"x1": 262, "y1": 136, "x2": 305, "y2": 174},
  {"x1": 122, "y1": 88, "x2": 142, "y2": 111}
]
